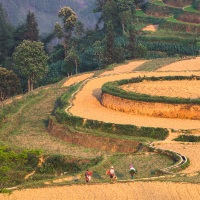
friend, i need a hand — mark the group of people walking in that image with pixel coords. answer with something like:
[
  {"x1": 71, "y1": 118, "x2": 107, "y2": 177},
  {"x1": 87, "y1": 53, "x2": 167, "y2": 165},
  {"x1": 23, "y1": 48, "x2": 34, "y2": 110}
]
[{"x1": 85, "y1": 164, "x2": 137, "y2": 182}]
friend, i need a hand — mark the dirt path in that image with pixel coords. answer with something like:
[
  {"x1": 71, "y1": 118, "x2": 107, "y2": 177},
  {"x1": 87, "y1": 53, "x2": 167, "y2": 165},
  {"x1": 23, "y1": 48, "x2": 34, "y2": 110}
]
[{"x1": 1, "y1": 182, "x2": 200, "y2": 200}]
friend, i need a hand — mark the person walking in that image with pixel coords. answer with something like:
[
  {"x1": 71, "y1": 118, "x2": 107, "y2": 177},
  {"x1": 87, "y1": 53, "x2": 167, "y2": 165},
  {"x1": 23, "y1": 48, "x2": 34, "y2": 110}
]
[
  {"x1": 129, "y1": 164, "x2": 136, "y2": 179},
  {"x1": 85, "y1": 169, "x2": 92, "y2": 182}
]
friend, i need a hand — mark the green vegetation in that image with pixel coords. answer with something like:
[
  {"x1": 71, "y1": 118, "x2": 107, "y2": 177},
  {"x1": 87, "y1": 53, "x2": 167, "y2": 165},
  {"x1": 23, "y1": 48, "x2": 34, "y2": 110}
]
[
  {"x1": 0, "y1": 145, "x2": 102, "y2": 190},
  {"x1": 0, "y1": 146, "x2": 41, "y2": 190},
  {"x1": 102, "y1": 75, "x2": 200, "y2": 104},
  {"x1": 135, "y1": 9, "x2": 146, "y2": 17},
  {"x1": 184, "y1": 5, "x2": 199, "y2": 12},
  {"x1": 154, "y1": 0, "x2": 165, "y2": 6},
  {"x1": 0, "y1": 67, "x2": 21, "y2": 102},
  {"x1": 133, "y1": 57, "x2": 185, "y2": 71},
  {"x1": 90, "y1": 153, "x2": 174, "y2": 181},
  {"x1": 163, "y1": 0, "x2": 193, "y2": 8},
  {"x1": 13, "y1": 40, "x2": 48, "y2": 92},
  {"x1": 174, "y1": 135, "x2": 200, "y2": 142},
  {"x1": 166, "y1": 16, "x2": 180, "y2": 23}
]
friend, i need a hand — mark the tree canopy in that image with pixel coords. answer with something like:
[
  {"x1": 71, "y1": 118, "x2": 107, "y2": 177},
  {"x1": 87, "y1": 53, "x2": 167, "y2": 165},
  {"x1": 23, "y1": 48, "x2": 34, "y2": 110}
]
[
  {"x1": 0, "y1": 67, "x2": 21, "y2": 101},
  {"x1": 55, "y1": 6, "x2": 78, "y2": 56},
  {"x1": 24, "y1": 11, "x2": 39, "y2": 41},
  {"x1": 13, "y1": 40, "x2": 48, "y2": 92}
]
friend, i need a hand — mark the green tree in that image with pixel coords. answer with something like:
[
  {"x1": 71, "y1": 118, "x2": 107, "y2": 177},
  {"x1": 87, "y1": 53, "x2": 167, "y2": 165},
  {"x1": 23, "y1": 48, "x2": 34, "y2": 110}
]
[
  {"x1": 13, "y1": 40, "x2": 48, "y2": 92},
  {"x1": 117, "y1": 0, "x2": 136, "y2": 34},
  {"x1": 74, "y1": 21, "x2": 85, "y2": 39},
  {"x1": 24, "y1": 11, "x2": 39, "y2": 41},
  {"x1": 104, "y1": 21, "x2": 115, "y2": 64},
  {"x1": 0, "y1": 67, "x2": 21, "y2": 101},
  {"x1": 54, "y1": 22, "x2": 63, "y2": 45},
  {"x1": 127, "y1": 25, "x2": 137, "y2": 58},
  {"x1": 64, "y1": 47, "x2": 80, "y2": 75},
  {"x1": 102, "y1": 0, "x2": 120, "y2": 32},
  {"x1": 0, "y1": 3, "x2": 14, "y2": 64},
  {"x1": 56, "y1": 7, "x2": 77, "y2": 57}
]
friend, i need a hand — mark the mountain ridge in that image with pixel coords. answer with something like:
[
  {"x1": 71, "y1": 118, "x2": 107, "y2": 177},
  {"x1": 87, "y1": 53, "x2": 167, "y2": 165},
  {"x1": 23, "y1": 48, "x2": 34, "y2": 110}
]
[{"x1": 0, "y1": 0, "x2": 99, "y2": 35}]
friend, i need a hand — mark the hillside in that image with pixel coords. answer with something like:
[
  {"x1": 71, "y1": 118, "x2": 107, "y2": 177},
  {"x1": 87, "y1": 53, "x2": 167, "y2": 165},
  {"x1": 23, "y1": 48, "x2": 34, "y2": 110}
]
[
  {"x1": 0, "y1": 58, "x2": 200, "y2": 199},
  {"x1": 1, "y1": 0, "x2": 99, "y2": 35}
]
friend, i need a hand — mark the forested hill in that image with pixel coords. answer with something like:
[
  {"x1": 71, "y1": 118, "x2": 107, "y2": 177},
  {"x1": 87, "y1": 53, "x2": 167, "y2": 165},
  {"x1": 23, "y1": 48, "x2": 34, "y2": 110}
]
[{"x1": 1, "y1": 0, "x2": 99, "y2": 35}]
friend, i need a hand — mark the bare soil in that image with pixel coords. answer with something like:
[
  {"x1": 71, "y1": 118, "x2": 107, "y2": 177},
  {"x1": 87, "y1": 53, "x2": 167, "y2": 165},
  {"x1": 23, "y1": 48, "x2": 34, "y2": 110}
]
[
  {"x1": 142, "y1": 24, "x2": 159, "y2": 32},
  {"x1": 1, "y1": 182, "x2": 200, "y2": 200}
]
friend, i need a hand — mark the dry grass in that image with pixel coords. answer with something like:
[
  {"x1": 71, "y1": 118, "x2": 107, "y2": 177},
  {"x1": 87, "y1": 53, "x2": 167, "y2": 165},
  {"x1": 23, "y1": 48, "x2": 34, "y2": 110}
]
[{"x1": 121, "y1": 80, "x2": 200, "y2": 99}]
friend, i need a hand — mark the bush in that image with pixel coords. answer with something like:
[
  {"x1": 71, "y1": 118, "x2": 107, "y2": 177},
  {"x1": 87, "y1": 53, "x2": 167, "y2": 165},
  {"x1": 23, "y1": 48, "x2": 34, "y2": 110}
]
[
  {"x1": 38, "y1": 154, "x2": 102, "y2": 174},
  {"x1": 134, "y1": 45, "x2": 148, "y2": 58},
  {"x1": 174, "y1": 135, "x2": 200, "y2": 142}
]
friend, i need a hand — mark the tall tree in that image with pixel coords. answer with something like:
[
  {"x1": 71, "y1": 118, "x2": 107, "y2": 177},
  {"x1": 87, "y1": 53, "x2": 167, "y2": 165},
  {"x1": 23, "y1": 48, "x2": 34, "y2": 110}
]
[
  {"x1": 64, "y1": 47, "x2": 80, "y2": 75},
  {"x1": 54, "y1": 22, "x2": 63, "y2": 45},
  {"x1": 104, "y1": 21, "x2": 115, "y2": 64},
  {"x1": 127, "y1": 25, "x2": 137, "y2": 58},
  {"x1": 74, "y1": 21, "x2": 85, "y2": 39},
  {"x1": 102, "y1": 0, "x2": 120, "y2": 32},
  {"x1": 13, "y1": 40, "x2": 48, "y2": 92},
  {"x1": 0, "y1": 3, "x2": 14, "y2": 64},
  {"x1": 0, "y1": 67, "x2": 21, "y2": 101},
  {"x1": 117, "y1": 0, "x2": 136, "y2": 34},
  {"x1": 55, "y1": 7, "x2": 77, "y2": 57},
  {"x1": 24, "y1": 11, "x2": 39, "y2": 41}
]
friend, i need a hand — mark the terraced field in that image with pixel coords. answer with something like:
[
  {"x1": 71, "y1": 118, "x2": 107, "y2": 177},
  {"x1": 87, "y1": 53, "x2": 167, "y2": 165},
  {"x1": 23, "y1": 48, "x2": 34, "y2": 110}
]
[{"x1": 1, "y1": 57, "x2": 200, "y2": 200}]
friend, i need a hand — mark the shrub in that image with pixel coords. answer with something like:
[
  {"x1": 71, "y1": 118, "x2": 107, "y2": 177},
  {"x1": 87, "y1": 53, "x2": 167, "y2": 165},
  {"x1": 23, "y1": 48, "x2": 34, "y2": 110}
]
[{"x1": 174, "y1": 135, "x2": 200, "y2": 142}]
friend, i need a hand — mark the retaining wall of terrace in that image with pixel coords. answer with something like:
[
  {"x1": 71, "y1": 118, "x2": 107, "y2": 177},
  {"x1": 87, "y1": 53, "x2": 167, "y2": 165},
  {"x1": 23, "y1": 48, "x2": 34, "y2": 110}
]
[
  {"x1": 101, "y1": 93, "x2": 200, "y2": 120},
  {"x1": 48, "y1": 117, "x2": 143, "y2": 153}
]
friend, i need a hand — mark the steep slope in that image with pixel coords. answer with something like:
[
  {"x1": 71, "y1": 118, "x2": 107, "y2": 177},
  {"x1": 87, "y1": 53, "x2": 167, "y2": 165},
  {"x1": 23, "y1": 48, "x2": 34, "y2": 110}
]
[{"x1": 1, "y1": 0, "x2": 99, "y2": 35}]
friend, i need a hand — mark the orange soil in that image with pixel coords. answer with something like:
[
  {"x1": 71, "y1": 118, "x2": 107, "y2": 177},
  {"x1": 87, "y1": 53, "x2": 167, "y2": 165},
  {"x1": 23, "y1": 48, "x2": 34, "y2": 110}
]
[
  {"x1": 121, "y1": 80, "x2": 200, "y2": 99},
  {"x1": 1, "y1": 58, "x2": 200, "y2": 200},
  {"x1": 1, "y1": 182, "x2": 200, "y2": 200},
  {"x1": 142, "y1": 24, "x2": 159, "y2": 32},
  {"x1": 157, "y1": 57, "x2": 200, "y2": 72},
  {"x1": 101, "y1": 60, "x2": 147, "y2": 76},
  {"x1": 62, "y1": 73, "x2": 94, "y2": 87}
]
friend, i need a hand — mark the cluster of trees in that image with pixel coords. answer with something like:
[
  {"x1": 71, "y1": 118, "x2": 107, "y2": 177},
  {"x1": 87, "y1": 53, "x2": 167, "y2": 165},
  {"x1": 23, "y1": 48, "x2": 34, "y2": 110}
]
[
  {"x1": 0, "y1": 1, "x2": 147, "y2": 101},
  {"x1": 0, "y1": 4, "x2": 48, "y2": 99}
]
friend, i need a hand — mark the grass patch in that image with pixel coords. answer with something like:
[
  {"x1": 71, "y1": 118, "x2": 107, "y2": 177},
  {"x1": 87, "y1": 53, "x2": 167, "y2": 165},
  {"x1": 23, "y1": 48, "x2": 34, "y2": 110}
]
[
  {"x1": 136, "y1": 9, "x2": 147, "y2": 17},
  {"x1": 174, "y1": 135, "x2": 200, "y2": 142},
  {"x1": 153, "y1": 0, "x2": 165, "y2": 6},
  {"x1": 89, "y1": 153, "x2": 174, "y2": 182},
  {"x1": 0, "y1": 82, "x2": 99, "y2": 159},
  {"x1": 166, "y1": 16, "x2": 181, "y2": 23},
  {"x1": 133, "y1": 57, "x2": 183, "y2": 71},
  {"x1": 184, "y1": 5, "x2": 199, "y2": 13},
  {"x1": 158, "y1": 172, "x2": 200, "y2": 184}
]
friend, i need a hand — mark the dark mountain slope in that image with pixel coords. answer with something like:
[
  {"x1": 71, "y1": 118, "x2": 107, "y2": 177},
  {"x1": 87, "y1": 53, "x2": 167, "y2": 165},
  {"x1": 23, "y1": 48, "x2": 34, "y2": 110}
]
[{"x1": 0, "y1": 0, "x2": 99, "y2": 35}]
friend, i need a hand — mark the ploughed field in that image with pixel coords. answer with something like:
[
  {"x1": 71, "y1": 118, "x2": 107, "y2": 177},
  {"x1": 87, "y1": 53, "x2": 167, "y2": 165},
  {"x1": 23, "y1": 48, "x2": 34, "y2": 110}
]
[{"x1": 1, "y1": 57, "x2": 200, "y2": 200}]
